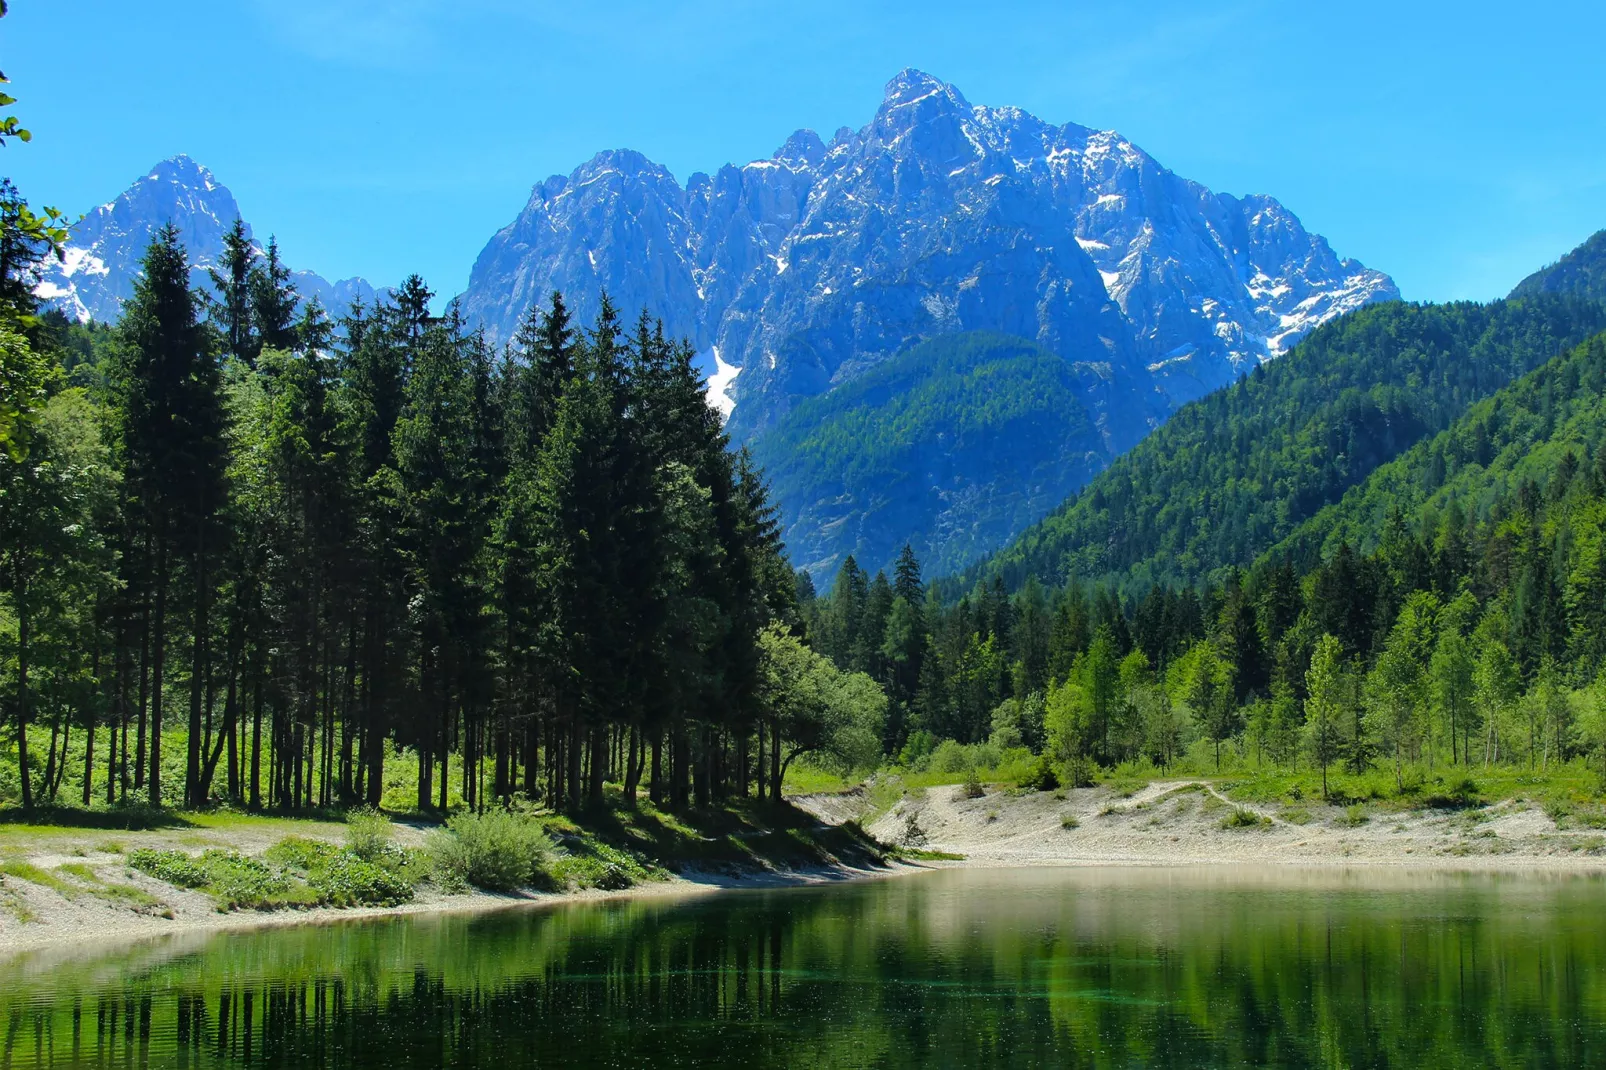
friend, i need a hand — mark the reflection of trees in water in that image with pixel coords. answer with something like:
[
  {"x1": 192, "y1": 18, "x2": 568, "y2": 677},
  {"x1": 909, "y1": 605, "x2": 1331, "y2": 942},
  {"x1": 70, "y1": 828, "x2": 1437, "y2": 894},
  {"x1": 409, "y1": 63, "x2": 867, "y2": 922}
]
[{"x1": 4, "y1": 871, "x2": 1606, "y2": 1067}]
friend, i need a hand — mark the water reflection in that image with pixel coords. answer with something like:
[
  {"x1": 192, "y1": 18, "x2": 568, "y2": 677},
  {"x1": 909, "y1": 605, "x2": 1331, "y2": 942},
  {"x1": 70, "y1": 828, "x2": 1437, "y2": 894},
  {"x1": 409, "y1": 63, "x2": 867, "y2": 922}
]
[{"x1": 3, "y1": 866, "x2": 1604, "y2": 1068}]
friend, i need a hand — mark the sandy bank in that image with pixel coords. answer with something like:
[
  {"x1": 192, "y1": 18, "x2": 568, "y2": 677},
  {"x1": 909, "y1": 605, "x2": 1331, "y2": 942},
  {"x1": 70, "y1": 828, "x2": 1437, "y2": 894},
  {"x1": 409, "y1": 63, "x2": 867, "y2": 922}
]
[
  {"x1": 0, "y1": 817, "x2": 903, "y2": 960},
  {"x1": 793, "y1": 777, "x2": 1606, "y2": 871}
]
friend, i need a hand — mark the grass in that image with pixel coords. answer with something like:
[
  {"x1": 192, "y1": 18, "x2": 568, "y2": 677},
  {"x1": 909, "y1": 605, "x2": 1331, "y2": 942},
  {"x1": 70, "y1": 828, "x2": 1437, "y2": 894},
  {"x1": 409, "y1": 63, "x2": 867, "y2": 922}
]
[
  {"x1": 1060, "y1": 813, "x2": 1080, "y2": 829},
  {"x1": 54, "y1": 862, "x2": 167, "y2": 912},
  {"x1": 1220, "y1": 808, "x2": 1272, "y2": 830},
  {"x1": 0, "y1": 859, "x2": 81, "y2": 898},
  {"x1": 1339, "y1": 804, "x2": 1370, "y2": 828},
  {"x1": 0, "y1": 874, "x2": 37, "y2": 922},
  {"x1": 887, "y1": 846, "x2": 965, "y2": 862},
  {"x1": 1220, "y1": 761, "x2": 1601, "y2": 811}
]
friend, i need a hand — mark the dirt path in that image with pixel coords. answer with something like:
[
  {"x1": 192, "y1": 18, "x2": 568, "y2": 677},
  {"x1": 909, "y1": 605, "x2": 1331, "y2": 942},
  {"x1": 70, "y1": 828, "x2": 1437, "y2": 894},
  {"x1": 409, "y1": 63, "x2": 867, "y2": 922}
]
[{"x1": 793, "y1": 778, "x2": 1606, "y2": 869}]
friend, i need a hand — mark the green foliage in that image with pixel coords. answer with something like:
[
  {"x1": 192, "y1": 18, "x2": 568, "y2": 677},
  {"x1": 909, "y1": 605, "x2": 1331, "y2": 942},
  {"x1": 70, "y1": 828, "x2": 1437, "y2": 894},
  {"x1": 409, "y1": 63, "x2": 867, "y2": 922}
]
[
  {"x1": 961, "y1": 767, "x2": 985, "y2": 799},
  {"x1": 306, "y1": 853, "x2": 413, "y2": 907},
  {"x1": 263, "y1": 836, "x2": 338, "y2": 871},
  {"x1": 126, "y1": 848, "x2": 209, "y2": 889},
  {"x1": 127, "y1": 843, "x2": 408, "y2": 910},
  {"x1": 427, "y1": 810, "x2": 555, "y2": 893},
  {"x1": 547, "y1": 839, "x2": 649, "y2": 891},
  {"x1": 126, "y1": 848, "x2": 296, "y2": 911},
  {"x1": 757, "y1": 625, "x2": 887, "y2": 781}
]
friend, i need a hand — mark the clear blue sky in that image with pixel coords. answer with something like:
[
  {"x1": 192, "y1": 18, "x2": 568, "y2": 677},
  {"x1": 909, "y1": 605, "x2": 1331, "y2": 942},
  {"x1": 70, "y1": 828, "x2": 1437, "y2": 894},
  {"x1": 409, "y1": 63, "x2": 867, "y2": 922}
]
[{"x1": 6, "y1": 1, "x2": 1603, "y2": 302}]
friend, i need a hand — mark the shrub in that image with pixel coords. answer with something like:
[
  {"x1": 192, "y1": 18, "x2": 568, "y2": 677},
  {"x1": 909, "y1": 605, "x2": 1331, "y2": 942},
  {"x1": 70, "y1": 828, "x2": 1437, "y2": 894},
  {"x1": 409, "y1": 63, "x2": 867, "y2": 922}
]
[
  {"x1": 898, "y1": 730, "x2": 938, "y2": 769},
  {"x1": 428, "y1": 809, "x2": 554, "y2": 892},
  {"x1": 548, "y1": 841, "x2": 649, "y2": 891},
  {"x1": 1061, "y1": 755, "x2": 1097, "y2": 789},
  {"x1": 1340, "y1": 804, "x2": 1370, "y2": 827},
  {"x1": 962, "y1": 768, "x2": 985, "y2": 799},
  {"x1": 1425, "y1": 777, "x2": 1482, "y2": 810},
  {"x1": 127, "y1": 849, "x2": 209, "y2": 888},
  {"x1": 1060, "y1": 813, "x2": 1079, "y2": 829},
  {"x1": 264, "y1": 837, "x2": 338, "y2": 871},
  {"x1": 1017, "y1": 753, "x2": 1060, "y2": 793},
  {"x1": 195, "y1": 851, "x2": 292, "y2": 910},
  {"x1": 309, "y1": 854, "x2": 414, "y2": 907},
  {"x1": 346, "y1": 807, "x2": 394, "y2": 863}
]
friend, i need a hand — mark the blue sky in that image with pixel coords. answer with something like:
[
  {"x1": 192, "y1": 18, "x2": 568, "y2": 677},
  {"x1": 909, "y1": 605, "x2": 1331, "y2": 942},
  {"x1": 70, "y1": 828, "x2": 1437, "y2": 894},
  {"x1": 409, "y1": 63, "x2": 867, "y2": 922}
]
[{"x1": 6, "y1": 0, "x2": 1603, "y2": 302}]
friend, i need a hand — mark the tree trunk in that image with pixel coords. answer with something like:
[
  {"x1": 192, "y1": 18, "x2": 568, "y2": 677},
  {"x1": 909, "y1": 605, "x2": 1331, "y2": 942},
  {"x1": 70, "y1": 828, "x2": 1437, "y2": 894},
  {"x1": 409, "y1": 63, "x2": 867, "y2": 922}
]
[
  {"x1": 249, "y1": 663, "x2": 263, "y2": 810},
  {"x1": 186, "y1": 542, "x2": 209, "y2": 808},
  {"x1": 650, "y1": 728, "x2": 663, "y2": 807},
  {"x1": 148, "y1": 545, "x2": 169, "y2": 808},
  {"x1": 135, "y1": 598, "x2": 150, "y2": 791},
  {"x1": 566, "y1": 706, "x2": 583, "y2": 813},
  {"x1": 587, "y1": 724, "x2": 607, "y2": 808},
  {"x1": 770, "y1": 716, "x2": 782, "y2": 803},
  {"x1": 15, "y1": 589, "x2": 32, "y2": 810}
]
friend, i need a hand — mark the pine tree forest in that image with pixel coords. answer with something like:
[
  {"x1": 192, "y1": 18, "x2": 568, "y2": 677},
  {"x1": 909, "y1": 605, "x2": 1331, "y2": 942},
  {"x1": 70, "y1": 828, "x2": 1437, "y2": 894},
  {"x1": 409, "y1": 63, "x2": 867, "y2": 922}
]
[{"x1": 0, "y1": 213, "x2": 896, "y2": 814}]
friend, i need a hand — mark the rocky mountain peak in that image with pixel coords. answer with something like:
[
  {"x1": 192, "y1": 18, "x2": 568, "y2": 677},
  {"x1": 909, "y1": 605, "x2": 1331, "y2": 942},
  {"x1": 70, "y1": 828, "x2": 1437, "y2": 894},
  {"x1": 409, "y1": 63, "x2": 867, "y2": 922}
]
[
  {"x1": 35, "y1": 158, "x2": 381, "y2": 325},
  {"x1": 773, "y1": 129, "x2": 826, "y2": 170}
]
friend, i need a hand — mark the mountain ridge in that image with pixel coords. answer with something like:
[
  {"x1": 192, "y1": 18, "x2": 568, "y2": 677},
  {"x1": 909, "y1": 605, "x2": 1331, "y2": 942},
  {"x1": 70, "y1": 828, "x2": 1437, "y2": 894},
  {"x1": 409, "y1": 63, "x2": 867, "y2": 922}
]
[
  {"x1": 35, "y1": 155, "x2": 382, "y2": 325},
  {"x1": 459, "y1": 68, "x2": 1397, "y2": 444}
]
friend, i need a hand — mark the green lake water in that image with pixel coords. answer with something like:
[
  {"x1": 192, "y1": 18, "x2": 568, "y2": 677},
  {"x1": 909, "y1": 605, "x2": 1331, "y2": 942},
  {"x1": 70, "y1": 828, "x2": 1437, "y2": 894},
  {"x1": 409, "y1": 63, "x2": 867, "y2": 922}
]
[{"x1": 2, "y1": 866, "x2": 1604, "y2": 1068}]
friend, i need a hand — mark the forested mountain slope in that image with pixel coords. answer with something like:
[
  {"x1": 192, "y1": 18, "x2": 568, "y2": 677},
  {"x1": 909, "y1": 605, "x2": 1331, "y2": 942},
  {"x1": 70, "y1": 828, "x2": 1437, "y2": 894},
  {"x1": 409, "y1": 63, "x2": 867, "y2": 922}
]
[
  {"x1": 1267, "y1": 330, "x2": 1606, "y2": 568},
  {"x1": 963, "y1": 295, "x2": 1606, "y2": 596},
  {"x1": 1511, "y1": 230, "x2": 1606, "y2": 305},
  {"x1": 748, "y1": 332, "x2": 1113, "y2": 578}
]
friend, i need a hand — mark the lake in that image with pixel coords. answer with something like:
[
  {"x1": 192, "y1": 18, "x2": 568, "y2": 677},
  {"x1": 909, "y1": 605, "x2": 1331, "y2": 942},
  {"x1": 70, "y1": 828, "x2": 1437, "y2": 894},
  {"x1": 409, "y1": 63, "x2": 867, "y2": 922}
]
[{"x1": 2, "y1": 866, "x2": 1603, "y2": 1068}]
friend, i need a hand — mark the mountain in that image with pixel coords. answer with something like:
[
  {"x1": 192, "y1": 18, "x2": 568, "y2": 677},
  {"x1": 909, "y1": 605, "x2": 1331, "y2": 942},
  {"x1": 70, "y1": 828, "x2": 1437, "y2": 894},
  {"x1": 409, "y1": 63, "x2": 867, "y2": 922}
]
[
  {"x1": 747, "y1": 331, "x2": 1113, "y2": 577},
  {"x1": 35, "y1": 155, "x2": 380, "y2": 324},
  {"x1": 460, "y1": 69, "x2": 1396, "y2": 446},
  {"x1": 1511, "y1": 230, "x2": 1606, "y2": 305},
  {"x1": 962, "y1": 293, "x2": 1606, "y2": 597}
]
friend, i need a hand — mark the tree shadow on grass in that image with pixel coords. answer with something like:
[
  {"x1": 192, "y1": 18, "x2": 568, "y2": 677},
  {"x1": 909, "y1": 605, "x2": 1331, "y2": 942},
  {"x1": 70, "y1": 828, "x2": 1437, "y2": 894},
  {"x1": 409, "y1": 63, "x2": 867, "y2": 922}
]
[{"x1": 0, "y1": 804, "x2": 195, "y2": 831}]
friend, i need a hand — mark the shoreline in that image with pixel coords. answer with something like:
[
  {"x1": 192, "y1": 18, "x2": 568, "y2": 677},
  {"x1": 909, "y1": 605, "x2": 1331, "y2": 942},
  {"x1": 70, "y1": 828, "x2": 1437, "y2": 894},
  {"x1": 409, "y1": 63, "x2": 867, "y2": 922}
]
[
  {"x1": 0, "y1": 857, "x2": 914, "y2": 962},
  {"x1": 7, "y1": 776, "x2": 1606, "y2": 960}
]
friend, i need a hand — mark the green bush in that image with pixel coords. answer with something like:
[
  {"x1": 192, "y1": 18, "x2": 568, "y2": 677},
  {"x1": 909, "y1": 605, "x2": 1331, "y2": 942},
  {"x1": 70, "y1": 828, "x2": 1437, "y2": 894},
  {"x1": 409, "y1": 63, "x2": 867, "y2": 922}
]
[
  {"x1": 428, "y1": 809, "x2": 554, "y2": 892},
  {"x1": 898, "y1": 730, "x2": 938, "y2": 768},
  {"x1": 1060, "y1": 813, "x2": 1080, "y2": 829},
  {"x1": 1017, "y1": 753, "x2": 1059, "y2": 792},
  {"x1": 126, "y1": 848, "x2": 209, "y2": 888},
  {"x1": 308, "y1": 853, "x2": 414, "y2": 907},
  {"x1": 264, "y1": 836, "x2": 338, "y2": 871},
  {"x1": 549, "y1": 841, "x2": 649, "y2": 891},
  {"x1": 345, "y1": 807, "x2": 394, "y2": 863},
  {"x1": 961, "y1": 767, "x2": 985, "y2": 799},
  {"x1": 195, "y1": 851, "x2": 292, "y2": 910},
  {"x1": 1340, "y1": 803, "x2": 1370, "y2": 827}
]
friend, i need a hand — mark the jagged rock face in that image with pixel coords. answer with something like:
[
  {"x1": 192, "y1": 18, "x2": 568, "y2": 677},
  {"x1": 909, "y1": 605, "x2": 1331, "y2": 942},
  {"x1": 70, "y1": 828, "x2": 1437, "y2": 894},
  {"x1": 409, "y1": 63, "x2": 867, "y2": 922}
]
[
  {"x1": 35, "y1": 155, "x2": 379, "y2": 324},
  {"x1": 458, "y1": 69, "x2": 1397, "y2": 447}
]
